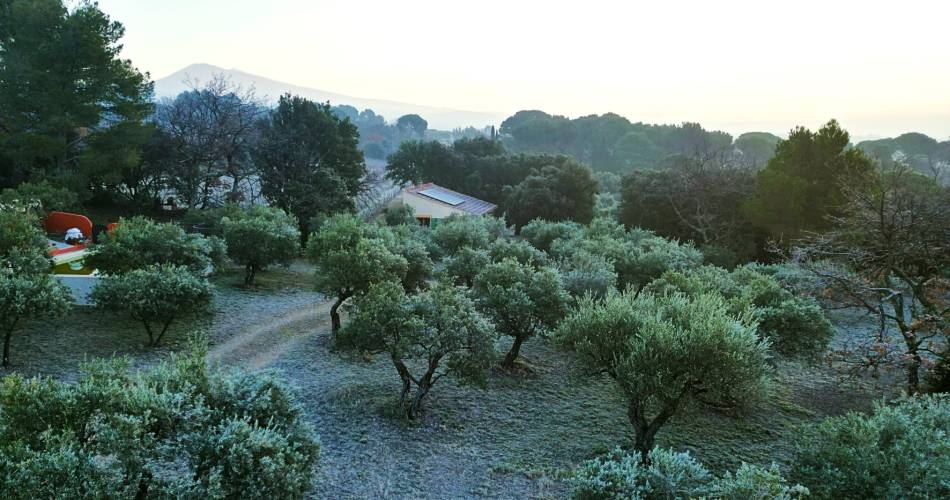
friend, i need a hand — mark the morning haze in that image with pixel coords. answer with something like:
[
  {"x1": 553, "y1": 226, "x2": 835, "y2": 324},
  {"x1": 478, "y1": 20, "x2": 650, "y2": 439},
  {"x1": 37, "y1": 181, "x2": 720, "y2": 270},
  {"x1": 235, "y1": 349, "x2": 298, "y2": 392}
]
[{"x1": 98, "y1": 0, "x2": 950, "y2": 138}]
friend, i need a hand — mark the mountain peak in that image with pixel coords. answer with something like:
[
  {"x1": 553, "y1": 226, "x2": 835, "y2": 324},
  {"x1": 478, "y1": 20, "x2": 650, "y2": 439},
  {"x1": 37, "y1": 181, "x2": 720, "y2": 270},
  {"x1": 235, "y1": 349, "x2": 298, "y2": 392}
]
[{"x1": 154, "y1": 63, "x2": 505, "y2": 130}]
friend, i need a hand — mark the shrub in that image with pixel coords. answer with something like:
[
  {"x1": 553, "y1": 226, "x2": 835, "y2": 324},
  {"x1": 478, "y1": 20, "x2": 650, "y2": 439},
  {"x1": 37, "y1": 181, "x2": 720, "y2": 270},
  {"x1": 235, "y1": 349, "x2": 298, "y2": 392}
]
[
  {"x1": 559, "y1": 250, "x2": 617, "y2": 299},
  {"x1": 0, "y1": 348, "x2": 319, "y2": 498},
  {"x1": 339, "y1": 281, "x2": 495, "y2": 418},
  {"x1": 520, "y1": 219, "x2": 583, "y2": 253},
  {"x1": 558, "y1": 291, "x2": 769, "y2": 456},
  {"x1": 90, "y1": 265, "x2": 213, "y2": 346},
  {"x1": 442, "y1": 246, "x2": 491, "y2": 287},
  {"x1": 791, "y1": 394, "x2": 950, "y2": 499},
  {"x1": 221, "y1": 206, "x2": 300, "y2": 286},
  {"x1": 572, "y1": 447, "x2": 806, "y2": 500},
  {"x1": 646, "y1": 265, "x2": 834, "y2": 361},
  {"x1": 473, "y1": 258, "x2": 568, "y2": 368},
  {"x1": 87, "y1": 216, "x2": 219, "y2": 275},
  {"x1": 712, "y1": 463, "x2": 809, "y2": 500},
  {"x1": 383, "y1": 204, "x2": 417, "y2": 226},
  {"x1": 0, "y1": 181, "x2": 79, "y2": 214}
]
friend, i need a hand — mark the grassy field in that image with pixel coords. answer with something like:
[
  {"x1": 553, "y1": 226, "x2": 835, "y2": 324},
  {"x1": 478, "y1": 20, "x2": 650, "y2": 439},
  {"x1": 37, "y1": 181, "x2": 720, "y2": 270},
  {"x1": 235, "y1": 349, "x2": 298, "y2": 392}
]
[{"x1": 5, "y1": 261, "x2": 893, "y2": 499}]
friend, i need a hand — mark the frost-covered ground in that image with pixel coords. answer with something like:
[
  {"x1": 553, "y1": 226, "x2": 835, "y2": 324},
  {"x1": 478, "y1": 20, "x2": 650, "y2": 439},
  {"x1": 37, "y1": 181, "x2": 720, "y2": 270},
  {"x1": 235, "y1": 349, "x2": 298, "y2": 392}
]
[{"x1": 9, "y1": 262, "x2": 898, "y2": 499}]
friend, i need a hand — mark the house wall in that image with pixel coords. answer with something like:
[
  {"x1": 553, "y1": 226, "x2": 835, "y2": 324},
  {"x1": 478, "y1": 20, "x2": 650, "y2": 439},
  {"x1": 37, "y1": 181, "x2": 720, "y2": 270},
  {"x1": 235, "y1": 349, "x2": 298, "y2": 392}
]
[{"x1": 396, "y1": 192, "x2": 467, "y2": 219}]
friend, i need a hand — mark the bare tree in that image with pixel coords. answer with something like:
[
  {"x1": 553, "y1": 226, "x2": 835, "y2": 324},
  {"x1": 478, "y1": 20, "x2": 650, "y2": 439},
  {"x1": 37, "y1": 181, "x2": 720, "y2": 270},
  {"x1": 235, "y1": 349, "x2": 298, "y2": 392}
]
[
  {"x1": 155, "y1": 74, "x2": 263, "y2": 208},
  {"x1": 792, "y1": 164, "x2": 950, "y2": 393}
]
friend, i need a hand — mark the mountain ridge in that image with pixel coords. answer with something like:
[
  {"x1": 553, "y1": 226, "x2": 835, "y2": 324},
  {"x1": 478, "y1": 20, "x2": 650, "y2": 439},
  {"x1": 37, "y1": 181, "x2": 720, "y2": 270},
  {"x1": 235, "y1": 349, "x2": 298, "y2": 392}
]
[{"x1": 153, "y1": 63, "x2": 506, "y2": 130}]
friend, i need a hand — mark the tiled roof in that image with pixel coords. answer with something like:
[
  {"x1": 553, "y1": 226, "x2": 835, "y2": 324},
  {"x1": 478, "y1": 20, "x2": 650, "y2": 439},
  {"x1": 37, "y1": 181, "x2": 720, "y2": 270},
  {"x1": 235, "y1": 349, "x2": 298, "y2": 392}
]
[{"x1": 404, "y1": 183, "x2": 497, "y2": 215}]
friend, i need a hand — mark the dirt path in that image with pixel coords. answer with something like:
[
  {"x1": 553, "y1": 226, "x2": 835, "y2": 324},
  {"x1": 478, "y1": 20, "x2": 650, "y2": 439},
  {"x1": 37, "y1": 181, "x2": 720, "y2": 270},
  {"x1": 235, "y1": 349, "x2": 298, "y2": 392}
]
[{"x1": 207, "y1": 300, "x2": 333, "y2": 370}]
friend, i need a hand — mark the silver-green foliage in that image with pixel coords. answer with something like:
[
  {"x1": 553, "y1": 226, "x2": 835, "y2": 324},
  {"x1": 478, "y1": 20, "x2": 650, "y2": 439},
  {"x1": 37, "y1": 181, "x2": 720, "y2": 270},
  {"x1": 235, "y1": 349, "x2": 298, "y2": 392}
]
[
  {"x1": 90, "y1": 264, "x2": 213, "y2": 346},
  {"x1": 221, "y1": 206, "x2": 300, "y2": 285},
  {"x1": 0, "y1": 210, "x2": 71, "y2": 367},
  {"x1": 339, "y1": 281, "x2": 495, "y2": 418},
  {"x1": 572, "y1": 447, "x2": 807, "y2": 500},
  {"x1": 473, "y1": 258, "x2": 569, "y2": 367},
  {"x1": 0, "y1": 348, "x2": 319, "y2": 499},
  {"x1": 87, "y1": 216, "x2": 221, "y2": 275},
  {"x1": 646, "y1": 265, "x2": 834, "y2": 360},
  {"x1": 791, "y1": 394, "x2": 950, "y2": 499},
  {"x1": 558, "y1": 291, "x2": 770, "y2": 455}
]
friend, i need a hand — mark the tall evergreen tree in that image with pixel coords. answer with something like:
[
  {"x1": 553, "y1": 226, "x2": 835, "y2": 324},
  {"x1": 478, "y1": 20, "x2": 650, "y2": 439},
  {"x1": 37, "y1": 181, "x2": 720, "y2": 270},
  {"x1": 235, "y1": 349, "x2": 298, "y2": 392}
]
[
  {"x1": 254, "y1": 94, "x2": 366, "y2": 241},
  {"x1": 745, "y1": 120, "x2": 873, "y2": 242},
  {"x1": 0, "y1": 0, "x2": 153, "y2": 189}
]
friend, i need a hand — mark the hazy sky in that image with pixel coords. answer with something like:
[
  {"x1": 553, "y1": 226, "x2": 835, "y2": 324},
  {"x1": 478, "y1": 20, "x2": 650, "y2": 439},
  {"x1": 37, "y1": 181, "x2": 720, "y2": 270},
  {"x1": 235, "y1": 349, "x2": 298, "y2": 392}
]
[{"x1": 97, "y1": 0, "x2": 950, "y2": 138}]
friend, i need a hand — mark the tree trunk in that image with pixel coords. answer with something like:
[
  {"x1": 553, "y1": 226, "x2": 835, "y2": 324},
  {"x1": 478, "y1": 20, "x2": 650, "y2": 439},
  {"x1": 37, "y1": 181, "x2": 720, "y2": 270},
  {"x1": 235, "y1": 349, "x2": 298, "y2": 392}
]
[
  {"x1": 143, "y1": 322, "x2": 155, "y2": 346},
  {"x1": 502, "y1": 335, "x2": 526, "y2": 368},
  {"x1": 407, "y1": 359, "x2": 440, "y2": 419},
  {"x1": 392, "y1": 355, "x2": 413, "y2": 404},
  {"x1": 244, "y1": 263, "x2": 256, "y2": 287},
  {"x1": 2, "y1": 326, "x2": 14, "y2": 368},
  {"x1": 627, "y1": 390, "x2": 688, "y2": 463},
  {"x1": 330, "y1": 291, "x2": 351, "y2": 336},
  {"x1": 154, "y1": 318, "x2": 175, "y2": 347}
]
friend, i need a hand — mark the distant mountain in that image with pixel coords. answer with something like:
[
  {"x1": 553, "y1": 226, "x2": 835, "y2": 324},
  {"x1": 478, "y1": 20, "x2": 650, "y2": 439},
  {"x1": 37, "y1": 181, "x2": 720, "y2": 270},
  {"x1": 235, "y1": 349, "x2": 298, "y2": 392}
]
[{"x1": 153, "y1": 63, "x2": 506, "y2": 130}]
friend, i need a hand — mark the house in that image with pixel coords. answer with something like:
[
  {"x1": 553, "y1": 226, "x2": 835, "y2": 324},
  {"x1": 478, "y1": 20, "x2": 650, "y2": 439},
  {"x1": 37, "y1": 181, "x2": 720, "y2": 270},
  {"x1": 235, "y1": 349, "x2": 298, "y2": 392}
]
[{"x1": 394, "y1": 183, "x2": 497, "y2": 226}]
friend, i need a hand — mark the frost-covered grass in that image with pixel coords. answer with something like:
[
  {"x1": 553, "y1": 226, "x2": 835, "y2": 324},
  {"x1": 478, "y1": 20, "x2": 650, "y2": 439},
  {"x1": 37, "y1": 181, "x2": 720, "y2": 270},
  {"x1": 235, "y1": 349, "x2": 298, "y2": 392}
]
[{"x1": 6, "y1": 261, "x2": 888, "y2": 498}]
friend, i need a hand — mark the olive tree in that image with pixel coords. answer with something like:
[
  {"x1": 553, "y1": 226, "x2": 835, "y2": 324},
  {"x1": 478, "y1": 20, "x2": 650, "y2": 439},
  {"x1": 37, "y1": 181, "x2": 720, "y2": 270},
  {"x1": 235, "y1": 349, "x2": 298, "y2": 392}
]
[
  {"x1": 558, "y1": 291, "x2": 770, "y2": 458},
  {"x1": 91, "y1": 265, "x2": 213, "y2": 346},
  {"x1": 307, "y1": 214, "x2": 407, "y2": 334},
  {"x1": 0, "y1": 210, "x2": 71, "y2": 367},
  {"x1": 339, "y1": 281, "x2": 495, "y2": 418},
  {"x1": 430, "y1": 215, "x2": 509, "y2": 257},
  {"x1": 87, "y1": 216, "x2": 222, "y2": 275},
  {"x1": 441, "y1": 246, "x2": 491, "y2": 287},
  {"x1": 221, "y1": 206, "x2": 301, "y2": 286},
  {"x1": 473, "y1": 258, "x2": 569, "y2": 368},
  {"x1": 645, "y1": 265, "x2": 834, "y2": 360}
]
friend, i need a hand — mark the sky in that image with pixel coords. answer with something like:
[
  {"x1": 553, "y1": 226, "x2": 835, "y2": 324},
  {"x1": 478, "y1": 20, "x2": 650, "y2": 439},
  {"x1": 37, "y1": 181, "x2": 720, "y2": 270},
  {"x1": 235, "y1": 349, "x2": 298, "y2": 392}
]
[{"x1": 96, "y1": 0, "x2": 950, "y2": 139}]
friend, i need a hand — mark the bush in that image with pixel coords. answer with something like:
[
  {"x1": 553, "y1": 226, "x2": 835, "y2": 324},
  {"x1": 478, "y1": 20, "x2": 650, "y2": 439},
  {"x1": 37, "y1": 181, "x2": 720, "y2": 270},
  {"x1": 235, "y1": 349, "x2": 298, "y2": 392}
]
[
  {"x1": 0, "y1": 348, "x2": 320, "y2": 498},
  {"x1": 520, "y1": 219, "x2": 583, "y2": 253},
  {"x1": 87, "y1": 216, "x2": 220, "y2": 275},
  {"x1": 646, "y1": 265, "x2": 834, "y2": 360},
  {"x1": 383, "y1": 204, "x2": 416, "y2": 226},
  {"x1": 560, "y1": 250, "x2": 617, "y2": 299},
  {"x1": 713, "y1": 463, "x2": 809, "y2": 500},
  {"x1": 0, "y1": 181, "x2": 79, "y2": 214},
  {"x1": 90, "y1": 265, "x2": 213, "y2": 346},
  {"x1": 430, "y1": 215, "x2": 510, "y2": 257},
  {"x1": 558, "y1": 291, "x2": 769, "y2": 456},
  {"x1": 572, "y1": 447, "x2": 806, "y2": 500},
  {"x1": 488, "y1": 238, "x2": 549, "y2": 268},
  {"x1": 791, "y1": 394, "x2": 950, "y2": 499},
  {"x1": 221, "y1": 206, "x2": 300, "y2": 286}
]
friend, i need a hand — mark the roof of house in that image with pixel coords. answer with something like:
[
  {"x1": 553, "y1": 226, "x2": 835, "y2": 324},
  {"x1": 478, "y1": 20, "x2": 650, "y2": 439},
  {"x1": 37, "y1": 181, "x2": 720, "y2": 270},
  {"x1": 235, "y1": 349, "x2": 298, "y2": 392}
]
[{"x1": 404, "y1": 183, "x2": 497, "y2": 215}]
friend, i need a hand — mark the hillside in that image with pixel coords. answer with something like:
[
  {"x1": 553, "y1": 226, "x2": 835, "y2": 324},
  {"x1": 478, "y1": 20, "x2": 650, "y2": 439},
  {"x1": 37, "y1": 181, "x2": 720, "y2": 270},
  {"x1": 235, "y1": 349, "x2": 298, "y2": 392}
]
[{"x1": 154, "y1": 63, "x2": 506, "y2": 130}]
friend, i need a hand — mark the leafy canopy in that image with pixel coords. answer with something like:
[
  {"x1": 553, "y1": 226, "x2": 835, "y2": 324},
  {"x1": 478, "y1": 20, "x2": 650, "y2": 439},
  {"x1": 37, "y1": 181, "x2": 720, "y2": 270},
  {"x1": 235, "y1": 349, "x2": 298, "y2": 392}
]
[
  {"x1": 90, "y1": 264, "x2": 213, "y2": 346},
  {"x1": 558, "y1": 291, "x2": 770, "y2": 456}
]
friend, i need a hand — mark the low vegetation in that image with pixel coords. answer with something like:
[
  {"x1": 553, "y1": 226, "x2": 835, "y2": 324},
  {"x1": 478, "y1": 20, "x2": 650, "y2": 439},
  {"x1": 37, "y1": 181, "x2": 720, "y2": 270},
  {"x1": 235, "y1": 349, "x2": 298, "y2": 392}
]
[{"x1": 0, "y1": 345, "x2": 319, "y2": 499}]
